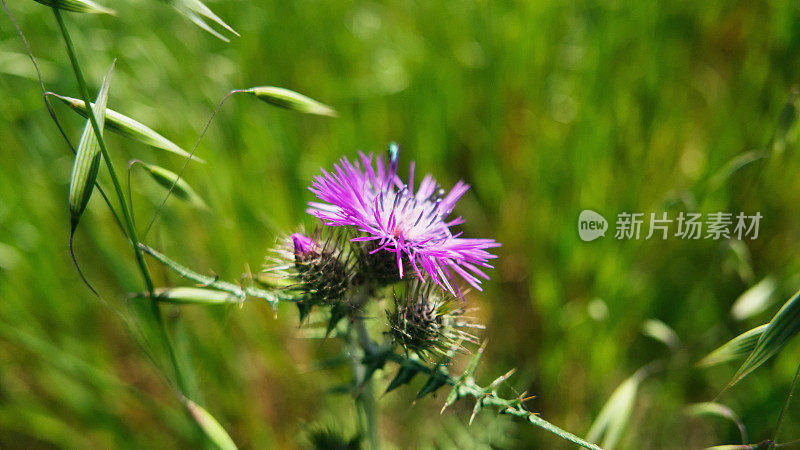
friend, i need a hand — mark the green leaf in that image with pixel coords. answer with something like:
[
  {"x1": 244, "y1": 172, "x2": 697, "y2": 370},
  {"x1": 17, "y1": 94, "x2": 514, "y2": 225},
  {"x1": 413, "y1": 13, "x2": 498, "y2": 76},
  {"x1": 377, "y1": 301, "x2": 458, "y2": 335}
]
[
  {"x1": 685, "y1": 402, "x2": 747, "y2": 443},
  {"x1": 68, "y1": 62, "x2": 113, "y2": 232},
  {"x1": 326, "y1": 304, "x2": 349, "y2": 337},
  {"x1": 729, "y1": 289, "x2": 800, "y2": 387},
  {"x1": 385, "y1": 366, "x2": 418, "y2": 393},
  {"x1": 32, "y1": 0, "x2": 114, "y2": 15},
  {"x1": 686, "y1": 402, "x2": 739, "y2": 421},
  {"x1": 708, "y1": 150, "x2": 768, "y2": 190},
  {"x1": 51, "y1": 94, "x2": 202, "y2": 162},
  {"x1": 243, "y1": 86, "x2": 338, "y2": 117},
  {"x1": 296, "y1": 301, "x2": 313, "y2": 324},
  {"x1": 417, "y1": 368, "x2": 449, "y2": 399},
  {"x1": 731, "y1": 276, "x2": 776, "y2": 321},
  {"x1": 697, "y1": 324, "x2": 768, "y2": 368},
  {"x1": 182, "y1": 397, "x2": 238, "y2": 450},
  {"x1": 586, "y1": 370, "x2": 643, "y2": 450}
]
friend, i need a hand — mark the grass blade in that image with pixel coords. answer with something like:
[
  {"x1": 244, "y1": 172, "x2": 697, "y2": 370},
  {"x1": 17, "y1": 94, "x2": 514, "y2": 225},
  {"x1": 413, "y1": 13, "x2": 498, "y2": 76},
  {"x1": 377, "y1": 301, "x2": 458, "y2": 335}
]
[
  {"x1": 32, "y1": 0, "x2": 114, "y2": 15},
  {"x1": 242, "y1": 86, "x2": 338, "y2": 117},
  {"x1": 182, "y1": 397, "x2": 238, "y2": 450},
  {"x1": 703, "y1": 446, "x2": 759, "y2": 450},
  {"x1": 685, "y1": 402, "x2": 748, "y2": 443},
  {"x1": 51, "y1": 94, "x2": 203, "y2": 163},
  {"x1": 641, "y1": 319, "x2": 681, "y2": 350},
  {"x1": 708, "y1": 150, "x2": 768, "y2": 191},
  {"x1": 586, "y1": 370, "x2": 643, "y2": 450},
  {"x1": 729, "y1": 290, "x2": 800, "y2": 387},
  {"x1": 138, "y1": 163, "x2": 207, "y2": 209},
  {"x1": 731, "y1": 276, "x2": 776, "y2": 321},
  {"x1": 68, "y1": 62, "x2": 113, "y2": 232},
  {"x1": 697, "y1": 324, "x2": 768, "y2": 368}
]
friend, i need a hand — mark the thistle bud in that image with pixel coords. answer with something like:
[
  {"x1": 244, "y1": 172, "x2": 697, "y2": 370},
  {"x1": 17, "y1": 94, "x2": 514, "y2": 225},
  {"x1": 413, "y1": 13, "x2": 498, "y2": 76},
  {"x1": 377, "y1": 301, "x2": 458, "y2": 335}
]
[
  {"x1": 263, "y1": 229, "x2": 355, "y2": 320},
  {"x1": 387, "y1": 282, "x2": 484, "y2": 359}
]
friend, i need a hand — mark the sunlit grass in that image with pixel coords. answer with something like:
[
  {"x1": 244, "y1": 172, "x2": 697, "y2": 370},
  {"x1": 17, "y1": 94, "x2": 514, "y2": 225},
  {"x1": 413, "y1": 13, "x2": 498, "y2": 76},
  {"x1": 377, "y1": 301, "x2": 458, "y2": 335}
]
[{"x1": 1, "y1": 1, "x2": 800, "y2": 448}]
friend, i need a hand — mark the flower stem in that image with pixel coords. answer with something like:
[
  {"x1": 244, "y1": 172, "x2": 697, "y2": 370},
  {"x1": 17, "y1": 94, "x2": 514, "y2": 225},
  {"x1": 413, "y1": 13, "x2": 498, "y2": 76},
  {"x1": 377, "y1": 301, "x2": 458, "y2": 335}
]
[
  {"x1": 52, "y1": 8, "x2": 187, "y2": 395},
  {"x1": 354, "y1": 319, "x2": 380, "y2": 449},
  {"x1": 345, "y1": 316, "x2": 381, "y2": 450}
]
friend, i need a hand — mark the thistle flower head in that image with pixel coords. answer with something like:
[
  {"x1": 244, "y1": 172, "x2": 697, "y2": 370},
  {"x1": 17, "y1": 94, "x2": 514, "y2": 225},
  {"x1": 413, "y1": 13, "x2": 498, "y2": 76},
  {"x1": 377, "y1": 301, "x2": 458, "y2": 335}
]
[
  {"x1": 387, "y1": 282, "x2": 484, "y2": 359},
  {"x1": 264, "y1": 229, "x2": 354, "y2": 309},
  {"x1": 307, "y1": 144, "x2": 499, "y2": 295}
]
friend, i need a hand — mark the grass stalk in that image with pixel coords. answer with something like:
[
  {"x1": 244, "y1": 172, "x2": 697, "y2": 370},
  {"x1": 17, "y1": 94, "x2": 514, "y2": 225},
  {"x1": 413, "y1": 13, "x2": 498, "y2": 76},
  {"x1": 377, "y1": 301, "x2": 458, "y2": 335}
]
[{"x1": 52, "y1": 8, "x2": 187, "y2": 395}]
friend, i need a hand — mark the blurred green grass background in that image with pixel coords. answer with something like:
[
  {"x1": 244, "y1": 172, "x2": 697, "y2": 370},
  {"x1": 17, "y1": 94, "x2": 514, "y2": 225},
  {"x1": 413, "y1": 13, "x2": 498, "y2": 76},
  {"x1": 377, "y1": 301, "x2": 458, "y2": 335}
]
[{"x1": 3, "y1": 0, "x2": 800, "y2": 448}]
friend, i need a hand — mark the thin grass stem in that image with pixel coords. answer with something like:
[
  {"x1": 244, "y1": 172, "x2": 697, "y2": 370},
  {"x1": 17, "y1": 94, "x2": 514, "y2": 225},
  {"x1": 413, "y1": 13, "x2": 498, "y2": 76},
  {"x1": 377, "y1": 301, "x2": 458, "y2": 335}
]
[
  {"x1": 142, "y1": 89, "x2": 244, "y2": 240},
  {"x1": 775, "y1": 362, "x2": 800, "y2": 443},
  {"x1": 51, "y1": 8, "x2": 188, "y2": 396}
]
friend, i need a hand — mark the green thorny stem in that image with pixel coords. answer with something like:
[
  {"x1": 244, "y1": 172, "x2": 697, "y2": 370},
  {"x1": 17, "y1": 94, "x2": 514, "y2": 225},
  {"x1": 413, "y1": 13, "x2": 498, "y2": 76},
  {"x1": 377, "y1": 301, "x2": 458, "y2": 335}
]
[
  {"x1": 347, "y1": 280, "x2": 600, "y2": 450},
  {"x1": 142, "y1": 248, "x2": 601, "y2": 449},
  {"x1": 137, "y1": 244, "x2": 294, "y2": 307},
  {"x1": 52, "y1": 9, "x2": 187, "y2": 396},
  {"x1": 358, "y1": 337, "x2": 602, "y2": 450}
]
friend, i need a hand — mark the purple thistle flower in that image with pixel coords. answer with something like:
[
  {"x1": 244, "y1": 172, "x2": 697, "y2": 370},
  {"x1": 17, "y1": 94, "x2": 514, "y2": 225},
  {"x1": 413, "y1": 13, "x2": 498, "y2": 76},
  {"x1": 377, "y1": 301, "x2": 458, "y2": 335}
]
[{"x1": 307, "y1": 146, "x2": 499, "y2": 295}]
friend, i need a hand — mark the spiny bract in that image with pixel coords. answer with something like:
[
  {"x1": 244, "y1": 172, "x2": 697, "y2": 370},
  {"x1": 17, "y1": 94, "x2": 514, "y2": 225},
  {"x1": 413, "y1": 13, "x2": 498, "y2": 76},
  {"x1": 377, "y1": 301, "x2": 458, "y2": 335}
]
[{"x1": 387, "y1": 281, "x2": 484, "y2": 359}]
